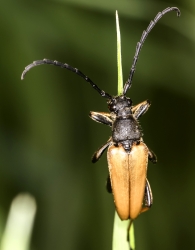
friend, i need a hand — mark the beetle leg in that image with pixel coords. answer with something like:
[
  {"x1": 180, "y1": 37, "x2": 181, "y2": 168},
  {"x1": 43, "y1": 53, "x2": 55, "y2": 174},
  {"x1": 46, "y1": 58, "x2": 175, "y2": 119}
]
[
  {"x1": 148, "y1": 149, "x2": 157, "y2": 164},
  {"x1": 89, "y1": 111, "x2": 113, "y2": 126},
  {"x1": 141, "y1": 179, "x2": 153, "y2": 213},
  {"x1": 127, "y1": 220, "x2": 134, "y2": 244},
  {"x1": 92, "y1": 138, "x2": 112, "y2": 163},
  {"x1": 106, "y1": 174, "x2": 112, "y2": 193},
  {"x1": 132, "y1": 100, "x2": 151, "y2": 119}
]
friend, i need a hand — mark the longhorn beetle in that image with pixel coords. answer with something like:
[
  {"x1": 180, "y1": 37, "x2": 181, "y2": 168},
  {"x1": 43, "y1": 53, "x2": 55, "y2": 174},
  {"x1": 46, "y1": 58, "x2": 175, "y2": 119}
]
[{"x1": 21, "y1": 7, "x2": 180, "y2": 221}]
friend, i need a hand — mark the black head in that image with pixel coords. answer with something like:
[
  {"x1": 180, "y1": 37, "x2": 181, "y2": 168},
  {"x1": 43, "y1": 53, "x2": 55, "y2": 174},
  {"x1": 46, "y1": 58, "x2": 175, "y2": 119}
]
[{"x1": 107, "y1": 95, "x2": 132, "y2": 115}]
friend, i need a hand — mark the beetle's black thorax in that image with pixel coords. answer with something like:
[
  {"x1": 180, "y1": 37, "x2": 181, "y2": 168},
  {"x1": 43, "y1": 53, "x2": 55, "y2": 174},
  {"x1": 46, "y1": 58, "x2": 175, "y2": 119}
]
[
  {"x1": 112, "y1": 115, "x2": 141, "y2": 142},
  {"x1": 108, "y1": 95, "x2": 142, "y2": 152}
]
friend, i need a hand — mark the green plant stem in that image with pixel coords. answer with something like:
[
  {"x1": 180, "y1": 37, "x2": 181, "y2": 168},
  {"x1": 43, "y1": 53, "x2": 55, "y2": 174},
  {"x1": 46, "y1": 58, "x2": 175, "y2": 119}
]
[
  {"x1": 113, "y1": 212, "x2": 135, "y2": 250},
  {"x1": 112, "y1": 11, "x2": 135, "y2": 250},
  {"x1": 116, "y1": 10, "x2": 123, "y2": 95}
]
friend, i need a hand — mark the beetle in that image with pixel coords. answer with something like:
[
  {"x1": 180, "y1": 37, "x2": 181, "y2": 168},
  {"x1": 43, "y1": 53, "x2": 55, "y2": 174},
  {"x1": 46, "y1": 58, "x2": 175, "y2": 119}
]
[{"x1": 21, "y1": 7, "x2": 180, "y2": 221}]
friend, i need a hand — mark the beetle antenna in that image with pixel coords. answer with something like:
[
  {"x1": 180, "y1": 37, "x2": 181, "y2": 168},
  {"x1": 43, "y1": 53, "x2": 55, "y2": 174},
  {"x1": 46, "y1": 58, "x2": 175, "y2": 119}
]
[
  {"x1": 123, "y1": 6, "x2": 180, "y2": 95},
  {"x1": 21, "y1": 59, "x2": 112, "y2": 99}
]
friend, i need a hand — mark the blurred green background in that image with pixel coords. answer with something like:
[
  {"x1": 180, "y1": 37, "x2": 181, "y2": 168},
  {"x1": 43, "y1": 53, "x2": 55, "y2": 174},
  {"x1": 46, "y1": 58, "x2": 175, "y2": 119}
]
[{"x1": 0, "y1": 0, "x2": 195, "y2": 249}]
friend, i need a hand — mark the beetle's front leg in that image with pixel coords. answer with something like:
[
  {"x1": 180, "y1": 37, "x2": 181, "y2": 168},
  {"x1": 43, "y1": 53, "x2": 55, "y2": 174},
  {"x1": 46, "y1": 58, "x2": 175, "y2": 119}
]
[
  {"x1": 148, "y1": 149, "x2": 157, "y2": 164},
  {"x1": 89, "y1": 111, "x2": 113, "y2": 126},
  {"x1": 92, "y1": 138, "x2": 112, "y2": 163},
  {"x1": 132, "y1": 100, "x2": 151, "y2": 119},
  {"x1": 141, "y1": 178, "x2": 153, "y2": 213}
]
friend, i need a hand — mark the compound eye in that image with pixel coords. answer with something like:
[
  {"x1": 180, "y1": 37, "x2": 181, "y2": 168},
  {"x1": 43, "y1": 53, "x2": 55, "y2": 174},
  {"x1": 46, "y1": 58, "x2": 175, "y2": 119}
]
[
  {"x1": 111, "y1": 105, "x2": 116, "y2": 111},
  {"x1": 108, "y1": 104, "x2": 116, "y2": 111},
  {"x1": 108, "y1": 98, "x2": 117, "y2": 111}
]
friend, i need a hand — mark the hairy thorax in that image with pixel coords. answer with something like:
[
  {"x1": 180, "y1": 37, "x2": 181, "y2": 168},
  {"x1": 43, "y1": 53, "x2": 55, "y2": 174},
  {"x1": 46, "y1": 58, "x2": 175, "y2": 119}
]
[{"x1": 112, "y1": 115, "x2": 142, "y2": 143}]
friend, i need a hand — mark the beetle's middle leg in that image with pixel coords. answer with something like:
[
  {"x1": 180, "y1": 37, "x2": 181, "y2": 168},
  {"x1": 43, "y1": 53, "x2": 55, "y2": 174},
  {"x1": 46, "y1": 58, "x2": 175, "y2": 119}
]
[
  {"x1": 106, "y1": 174, "x2": 112, "y2": 193},
  {"x1": 92, "y1": 138, "x2": 112, "y2": 163},
  {"x1": 141, "y1": 179, "x2": 153, "y2": 214}
]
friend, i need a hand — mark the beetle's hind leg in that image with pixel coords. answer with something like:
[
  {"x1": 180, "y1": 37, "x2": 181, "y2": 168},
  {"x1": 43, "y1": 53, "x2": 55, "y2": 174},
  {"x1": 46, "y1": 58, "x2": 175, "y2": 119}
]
[
  {"x1": 127, "y1": 220, "x2": 134, "y2": 246},
  {"x1": 141, "y1": 179, "x2": 153, "y2": 214},
  {"x1": 148, "y1": 148, "x2": 157, "y2": 164},
  {"x1": 92, "y1": 138, "x2": 112, "y2": 163}
]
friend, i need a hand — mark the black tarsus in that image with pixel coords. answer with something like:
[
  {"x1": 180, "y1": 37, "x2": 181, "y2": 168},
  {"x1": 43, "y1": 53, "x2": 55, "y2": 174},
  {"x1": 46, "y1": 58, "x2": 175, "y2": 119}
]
[
  {"x1": 123, "y1": 6, "x2": 181, "y2": 95},
  {"x1": 21, "y1": 59, "x2": 112, "y2": 99}
]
